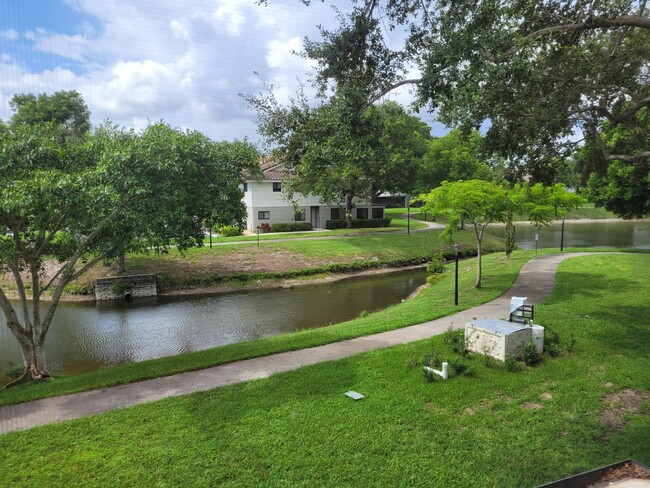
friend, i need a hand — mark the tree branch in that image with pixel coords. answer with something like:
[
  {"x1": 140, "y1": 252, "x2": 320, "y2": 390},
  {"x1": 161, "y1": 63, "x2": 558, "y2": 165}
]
[
  {"x1": 367, "y1": 78, "x2": 423, "y2": 106},
  {"x1": 522, "y1": 15, "x2": 650, "y2": 41}
]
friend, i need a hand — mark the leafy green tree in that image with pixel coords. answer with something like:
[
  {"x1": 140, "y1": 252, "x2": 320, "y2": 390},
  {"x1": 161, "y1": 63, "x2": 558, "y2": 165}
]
[
  {"x1": 248, "y1": 86, "x2": 430, "y2": 227},
  {"x1": 503, "y1": 183, "x2": 585, "y2": 258},
  {"x1": 417, "y1": 180, "x2": 506, "y2": 288},
  {"x1": 417, "y1": 129, "x2": 492, "y2": 193},
  {"x1": 291, "y1": 0, "x2": 649, "y2": 210},
  {"x1": 9, "y1": 90, "x2": 91, "y2": 139},
  {"x1": 0, "y1": 119, "x2": 257, "y2": 384},
  {"x1": 582, "y1": 113, "x2": 650, "y2": 219}
]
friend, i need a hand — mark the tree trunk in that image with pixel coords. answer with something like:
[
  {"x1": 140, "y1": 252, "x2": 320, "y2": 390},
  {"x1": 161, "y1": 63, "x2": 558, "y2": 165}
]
[
  {"x1": 505, "y1": 210, "x2": 515, "y2": 259},
  {"x1": 474, "y1": 224, "x2": 484, "y2": 288},
  {"x1": 345, "y1": 192, "x2": 353, "y2": 229},
  {"x1": 118, "y1": 253, "x2": 126, "y2": 273},
  {"x1": 16, "y1": 335, "x2": 50, "y2": 381}
]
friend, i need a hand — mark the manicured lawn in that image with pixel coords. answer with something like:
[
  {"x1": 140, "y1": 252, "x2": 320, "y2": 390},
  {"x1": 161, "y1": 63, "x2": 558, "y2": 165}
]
[
  {"x1": 1, "y1": 254, "x2": 648, "y2": 486},
  {"x1": 202, "y1": 216, "x2": 428, "y2": 244}
]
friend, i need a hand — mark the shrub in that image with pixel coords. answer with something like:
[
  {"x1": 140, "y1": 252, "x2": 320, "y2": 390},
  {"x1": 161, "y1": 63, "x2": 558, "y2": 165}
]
[
  {"x1": 505, "y1": 357, "x2": 522, "y2": 373},
  {"x1": 451, "y1": 331, "x2": 470, "y2": 357},
  {"x1": 547, "y1": 343, "x2": 560, "y2": 358},
  {"x1": 271, "y1": 222, "x2": 313, "y2": 232},
  {"x1": 448, "y1": 357, "x2": 474, "y2": 376},
  {"x1": 522, "y1": 342, "x2": 541, "y2": 366},
  {"x1": 421, "y1": 351, "x2": 440, "y2": 369},
  {"x1": 325, "y1": 218, "x2": 392, "y2": 230},
  {"x1": 426, "y1": 252, "x2": 445, "y2": 275},
  {"x1": 218, "y1": 225, "x2": 242, "y2": 237}
]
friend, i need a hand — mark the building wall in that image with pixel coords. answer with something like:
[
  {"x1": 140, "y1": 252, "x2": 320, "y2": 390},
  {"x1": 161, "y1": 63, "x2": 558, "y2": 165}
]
[{"x1": 244, "y1": 179, "x2": 384, "y2": 231}]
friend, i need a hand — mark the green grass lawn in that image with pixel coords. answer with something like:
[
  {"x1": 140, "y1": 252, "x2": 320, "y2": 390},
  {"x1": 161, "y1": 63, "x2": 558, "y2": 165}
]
[
  {"x1": 202, "y1": 215, "x2": 428, "y2": 245},
  {"x1": 1, "y1": 253, "x2": 648, "y2": 487}
]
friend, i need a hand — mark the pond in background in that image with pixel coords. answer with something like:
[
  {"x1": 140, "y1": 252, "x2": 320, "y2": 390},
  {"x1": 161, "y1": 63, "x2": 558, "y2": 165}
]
[{"x1": 484, "y1": 220, "x2": 650, "y2": 250}]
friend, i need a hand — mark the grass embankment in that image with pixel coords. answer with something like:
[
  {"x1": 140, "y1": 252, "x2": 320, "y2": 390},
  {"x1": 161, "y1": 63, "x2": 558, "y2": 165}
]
[
  {"x1": 4, "y1": 246, "x2": 518, "y2": 407},
  {"x1": 1, "y1": 254, "x2": 648, "y2": 487},
  {"x1": 71, "y1": 229, "x2": 484, "y2": 294}
]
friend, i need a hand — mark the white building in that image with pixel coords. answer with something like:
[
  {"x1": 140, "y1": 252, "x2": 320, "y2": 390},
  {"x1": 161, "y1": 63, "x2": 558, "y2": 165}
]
[{"x1": 243, "y1": 159, "x2": 385, "y2": 232}]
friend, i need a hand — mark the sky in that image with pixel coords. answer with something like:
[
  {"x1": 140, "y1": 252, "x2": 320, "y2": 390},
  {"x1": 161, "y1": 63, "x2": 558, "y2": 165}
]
[{"x1": 0, "y1": 0, "x2": 448, "y2": 144}]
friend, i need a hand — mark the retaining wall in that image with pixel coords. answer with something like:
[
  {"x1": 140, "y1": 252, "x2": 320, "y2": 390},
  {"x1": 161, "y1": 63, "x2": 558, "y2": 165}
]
[{"x1": 95, "y1": 274, "x2": 157, "y2": 300}]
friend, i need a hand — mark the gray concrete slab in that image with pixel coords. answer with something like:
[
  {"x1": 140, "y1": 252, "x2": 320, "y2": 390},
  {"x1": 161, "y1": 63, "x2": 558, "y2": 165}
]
[{"x1": 0, "y1": 252, "x2": 602, "y2": 434}]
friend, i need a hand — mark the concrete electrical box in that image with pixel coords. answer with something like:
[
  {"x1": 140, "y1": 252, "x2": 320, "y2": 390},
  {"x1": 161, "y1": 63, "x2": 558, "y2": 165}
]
[{"x1": 465, "y1": 319, "x2": 534, "y2": 361}]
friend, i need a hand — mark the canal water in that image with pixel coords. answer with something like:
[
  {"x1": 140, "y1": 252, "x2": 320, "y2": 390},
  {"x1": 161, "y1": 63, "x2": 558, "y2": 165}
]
[
  {"x1": 0, "y1": 268, "x2": 426, "y2": 377},
  {"x1": 484, "y1": 219, "x2": 650, "y2": 250}
]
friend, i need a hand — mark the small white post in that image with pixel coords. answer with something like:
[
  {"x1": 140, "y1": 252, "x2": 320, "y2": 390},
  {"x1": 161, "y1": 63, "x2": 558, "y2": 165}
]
[{"x1": 424, "y1": 362, "x2": 449, "y2": 380}]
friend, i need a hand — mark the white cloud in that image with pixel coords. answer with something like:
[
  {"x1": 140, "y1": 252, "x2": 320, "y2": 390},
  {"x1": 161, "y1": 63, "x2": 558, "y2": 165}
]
[
  {"x1": 1, "y1": 29, "x2": 19, "y2": 41},
  {"x1": 1, "y1": 0, "x2": 438, "y2": 142},
  {"x1": 27, "y1": 29, "x2": 90, "y2": 62},
  {"x1": 214, "y1": 3, "x2": 246, "y2": 36}
]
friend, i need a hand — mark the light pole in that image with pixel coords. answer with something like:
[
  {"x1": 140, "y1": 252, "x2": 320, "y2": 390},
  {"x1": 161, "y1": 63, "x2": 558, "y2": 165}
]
[
  {"x1": 560, "y1": 219, "x2": 565, "y2": 251},
  {"x1": 454, "y1": 243, "x2": 459, "y2": 306},
  {"x1": 407, "y1": 198, "x2": 410, "y2": 234}
]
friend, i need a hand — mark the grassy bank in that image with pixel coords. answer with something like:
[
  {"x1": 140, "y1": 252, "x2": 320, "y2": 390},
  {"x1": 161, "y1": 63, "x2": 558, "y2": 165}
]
[
  {"x1": 68, "y1": 229, "x2": 491, "y2": 294},
  {"x1": 1, "y1": 253, "x2": 648, "y2": 487},
  {"x1": 3, "y1": 248, "x2": 521, "y2": 407}
]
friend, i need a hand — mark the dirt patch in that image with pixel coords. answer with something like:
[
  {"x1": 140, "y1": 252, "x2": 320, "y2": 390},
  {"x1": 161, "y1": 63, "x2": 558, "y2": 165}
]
[
  {"x1": 522, "y1": 402, "x2": 542, "y2": 410},
  {"x1": 600, "y1": 388, "x2": 650, "y2": 430},
  {"x1": 540, "y1": 392, "x2": 553, "y2": 401}
]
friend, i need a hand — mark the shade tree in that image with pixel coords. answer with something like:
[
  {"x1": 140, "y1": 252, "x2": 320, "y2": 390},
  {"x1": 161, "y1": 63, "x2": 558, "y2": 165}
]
[{"x1": 0, "y1": 115, "x2": 257, "y2": 384}]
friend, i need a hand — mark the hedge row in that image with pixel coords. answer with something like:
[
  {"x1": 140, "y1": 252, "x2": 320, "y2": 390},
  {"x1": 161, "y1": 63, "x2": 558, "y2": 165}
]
[
  {"x1": 325, "y1": 218, "x2": 392, "y2": 230},
  {"x1": 271, "y1": 222, "x2": 313, "y2": 232}
]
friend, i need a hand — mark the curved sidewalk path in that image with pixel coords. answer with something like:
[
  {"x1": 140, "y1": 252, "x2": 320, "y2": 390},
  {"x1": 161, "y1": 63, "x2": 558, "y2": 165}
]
[{"x1": 0, "y1": 252, "x2": 591, "y2": 434}]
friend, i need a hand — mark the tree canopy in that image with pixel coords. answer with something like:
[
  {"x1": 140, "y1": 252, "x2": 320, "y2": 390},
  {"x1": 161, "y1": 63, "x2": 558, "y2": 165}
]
[
  {"x1": 0, "y1": 93, "x2": 258, "y2": 383},
  {"x1": 9, "y1": 90, "x2": 91, "y2": 139},
  {"x1": 417, "y1": 180, "x2": 583, "y2": 286},
  {"x1": 292, "y1": 0, "x2": 649, "y2": 214},
  {"x1": 417, "y1": 128, "x2": 492, "y2": 193},
  {"x1": 248, "y1": 87, "x2": 430, "y2": 226}
]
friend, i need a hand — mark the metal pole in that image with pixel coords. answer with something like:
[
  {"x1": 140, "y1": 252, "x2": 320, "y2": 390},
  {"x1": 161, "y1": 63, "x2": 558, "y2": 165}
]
[
  {"x1": 407, "y1": 202, "x2": 410, "y2": 234},
  {"x1": 454, "y1": 243, "x2": 459, "y2": 306},
  {"x1": 209, "y1": 220, "x2": 213, "y2": 249},
  {"x1": 560, "y1": 219, "x2": 565, "y2": 251},
  {"x1": 257, "y1": 226, "x2": 260, "y2": 247}
]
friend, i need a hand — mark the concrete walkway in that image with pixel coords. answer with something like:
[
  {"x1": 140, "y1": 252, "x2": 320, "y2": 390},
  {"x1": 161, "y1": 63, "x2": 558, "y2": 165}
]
[{"x1": 0, "y1": 252, "x2": 592, "y2": 434}]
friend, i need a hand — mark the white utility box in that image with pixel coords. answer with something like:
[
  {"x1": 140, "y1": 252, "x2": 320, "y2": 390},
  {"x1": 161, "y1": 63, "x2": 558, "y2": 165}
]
[{"x1": 465, "y1": 319, "x2": 542, "y2": 361}]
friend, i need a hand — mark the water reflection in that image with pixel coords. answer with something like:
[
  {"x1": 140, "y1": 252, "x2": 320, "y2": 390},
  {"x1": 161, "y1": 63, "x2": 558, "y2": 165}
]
[
  {"x1": 484, "y1": 220, "x2": 650, "y2": 250},
  {"x1": 0, "y1": 269, "x2": 425, "y2": 377}
]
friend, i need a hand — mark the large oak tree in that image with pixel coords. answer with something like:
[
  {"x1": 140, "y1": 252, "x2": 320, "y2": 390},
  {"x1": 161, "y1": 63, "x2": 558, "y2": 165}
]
[{"x1": 289, "y1": 0, "x2": 649, "y2": 215}]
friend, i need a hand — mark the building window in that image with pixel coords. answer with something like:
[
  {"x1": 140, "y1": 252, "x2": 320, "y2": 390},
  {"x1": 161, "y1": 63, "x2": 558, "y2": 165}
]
[
  {"x1": 356, "y1": 208, "x2": 368, "y2": 219},
  {"x1": 295, "y1": 209, "x2": 306, "y2": 221},
  {"x1": 243, "y1": 182, "x2": 248, "y2": 192},
  {"x1": 258, "y1": 211, "x2": 270, "y2": 220},
  {"x1": 331, "y1": 208, "x2": 342, "y2": 220},
  {"x1": 272, "y1": 182, "x2": 282, "y2": 192},
  {"x1": 372, "y1": 207, "x2": 384, "y2": 219}
]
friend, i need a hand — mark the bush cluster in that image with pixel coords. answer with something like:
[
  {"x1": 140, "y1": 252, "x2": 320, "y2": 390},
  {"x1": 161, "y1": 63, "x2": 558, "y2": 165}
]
[
  {"x1": 325, "y1": 218, "x2": 392, "y2": 230},
  {"x1": 218, "y1": 225, "x2": 242, "y2": 237},
  {"x1": 271, "y1": 222, "x2": 313, "y2": 232}
]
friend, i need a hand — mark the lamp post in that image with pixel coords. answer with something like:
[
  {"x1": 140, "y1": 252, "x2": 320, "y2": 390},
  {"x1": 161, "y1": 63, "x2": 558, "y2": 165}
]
[
  {"x1": 454, "y1": 243, "x2": 459, "y2": 306},
  {"x1": 257, "y1": 225, "x2": 260, "y2": 247},
  {"x1": 560, "y1": 219, "x2": 565, "y2": 251},
  {"x1": 407, "y1": 199, "x2": 410, "y2": 234}
]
